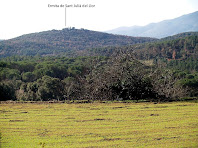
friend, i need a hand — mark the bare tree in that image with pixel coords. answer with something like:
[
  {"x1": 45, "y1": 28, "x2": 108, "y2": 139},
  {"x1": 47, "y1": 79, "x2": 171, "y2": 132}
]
[{"x1": 150, "y1": 69, "x2": 187, "y2": 101}]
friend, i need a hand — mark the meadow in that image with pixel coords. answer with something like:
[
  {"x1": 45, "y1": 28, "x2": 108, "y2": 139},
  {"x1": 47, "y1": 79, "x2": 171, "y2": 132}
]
[{"x1": 0, "y1": 102, "x2": 197, "y2": 148}]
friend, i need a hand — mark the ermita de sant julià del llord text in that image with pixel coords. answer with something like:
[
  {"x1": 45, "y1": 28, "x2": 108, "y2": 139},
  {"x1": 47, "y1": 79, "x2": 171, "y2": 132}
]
[{"x1": 48, "y1": 4, "x2": 96, "y2": 8}]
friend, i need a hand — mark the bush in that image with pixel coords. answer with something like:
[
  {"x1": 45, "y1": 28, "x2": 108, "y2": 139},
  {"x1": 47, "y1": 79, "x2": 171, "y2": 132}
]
[{"x1": 0, "y1": 83, "x2": 16, "y2": 101}]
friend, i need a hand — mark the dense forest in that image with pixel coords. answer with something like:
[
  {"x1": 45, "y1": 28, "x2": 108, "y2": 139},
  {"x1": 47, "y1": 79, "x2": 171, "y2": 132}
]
[
  {"x1": 0, "y1": 54, "x2": 185, "y2": 101},
  {"x1": 0, "y1": 31, "x2": 198, "y2": 102}
]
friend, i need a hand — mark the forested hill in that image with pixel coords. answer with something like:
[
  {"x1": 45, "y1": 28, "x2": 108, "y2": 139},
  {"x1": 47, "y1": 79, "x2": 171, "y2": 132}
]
[
  {"x1": 0, "y1": 28, "x2": 157, "y2": 58},
  {"x1": 160, "y1": 32, "x2": 198, "y2": 41}
]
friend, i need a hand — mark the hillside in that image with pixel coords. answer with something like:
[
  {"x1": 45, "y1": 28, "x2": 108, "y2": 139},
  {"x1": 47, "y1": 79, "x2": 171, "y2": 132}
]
[
  {"x1": 107, "y1": 11, "x2": 198, "y2": 38},
  {"x1": 112, "y1": 35, "x2": 198, "y2": 62},
  {"x1": 82, "y1": 33, "x2": 198, "y2": 60},
  {"x1": 160, "y1": 32, "x2": 198, "y2": 41},
  {"x1": 0, "y1": 28, "x2": 157, "y2": 58}
]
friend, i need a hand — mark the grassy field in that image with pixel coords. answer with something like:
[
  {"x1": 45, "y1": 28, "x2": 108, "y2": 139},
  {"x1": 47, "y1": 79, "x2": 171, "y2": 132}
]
[{"x1": 0, "y1": 102, "x2": 197, "y2": 148}]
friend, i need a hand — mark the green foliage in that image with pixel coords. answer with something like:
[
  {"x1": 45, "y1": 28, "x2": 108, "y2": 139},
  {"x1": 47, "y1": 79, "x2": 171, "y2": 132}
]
[
  {"x1": 0, "y1": 56, "x2": 106, "y2": 101},
  {"x1": 37, "y1": 76, "x2": 64, "y2": 101},
  {"x1": 111, "y1": 76, "x2": 156, "y2": 101},
  {"x1": 22, "y1": 72, "x2": 36, "y2": 82},
  {"x1": 0, "y1": 68, "x2": 21, "y2": 80},
  {"x1": 0, "y1": 83, "x2": 16, "y2": 101}
]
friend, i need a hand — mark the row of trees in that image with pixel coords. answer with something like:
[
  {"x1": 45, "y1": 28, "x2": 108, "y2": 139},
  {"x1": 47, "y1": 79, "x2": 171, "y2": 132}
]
[{"x1": 0, "y1": 56, "x2": 104, "y2": 101}]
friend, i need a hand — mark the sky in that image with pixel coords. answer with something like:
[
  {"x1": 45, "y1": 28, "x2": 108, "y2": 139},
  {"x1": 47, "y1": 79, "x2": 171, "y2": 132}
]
[{"x1": 0, "y1": 0, "x2": 198, "y2": 39}]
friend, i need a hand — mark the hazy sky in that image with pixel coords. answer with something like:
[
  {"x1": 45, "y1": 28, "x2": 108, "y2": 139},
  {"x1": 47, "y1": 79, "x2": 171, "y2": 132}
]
[{"x1": 0, "y1": 0, "x2": 198, "y2": 39}]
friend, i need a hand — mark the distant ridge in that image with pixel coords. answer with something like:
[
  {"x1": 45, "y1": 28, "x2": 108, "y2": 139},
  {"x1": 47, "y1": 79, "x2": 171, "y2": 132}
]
[{"x1": 107, "y1": 11, "x2": 198, "y2": 38}]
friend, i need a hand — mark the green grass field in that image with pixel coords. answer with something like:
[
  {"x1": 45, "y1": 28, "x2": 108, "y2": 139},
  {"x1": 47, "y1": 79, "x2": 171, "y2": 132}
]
[{"x1": 0, "y1": 102, "x2": 197, "y2": 148}]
